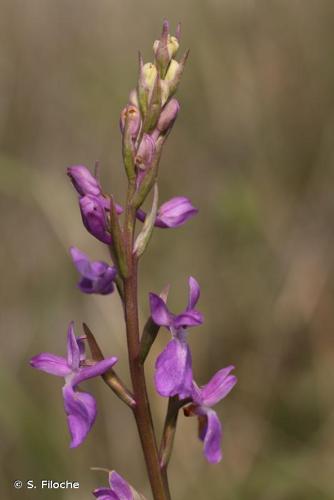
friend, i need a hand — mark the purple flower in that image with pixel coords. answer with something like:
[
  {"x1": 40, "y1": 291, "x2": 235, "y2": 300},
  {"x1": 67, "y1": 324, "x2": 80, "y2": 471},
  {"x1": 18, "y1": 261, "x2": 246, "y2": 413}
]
[
  {"x1": 184, "y1": 366, "x2": 237, "y2": 464},
  {"x1": 137, "y1": 196, "x2": 198, "y2": 228},
  {"x1": 150, "y1": 277, "x2": 203, "y2": 398},
  {"x1": 68, "y1": 165, "x2": 112, "y2": 210},
  {"x1": 70, "y1": 247, "x2": 117, "y2": 295},
  {"x1": 136, "y1": 197, "x2": 197, "y2": 229},
  {"x1": 67, "y1": 165, "x2": 101, "y2": 198},
  {"x1": 93, "y1": 471, "x2": 146, "y2": 499},
  {"x1": 150, "y1": 276, "x2": 203, "y2": 330},
  {"x1": 30, "y1": 322, "x2": 117, "y2": 448},
  {"x1": 154, "y1": 330, "x2": 193, "y2": 399},
  {"x1": 79, "y1": 195, "x2": 112, "y2": 245},
  {"x1": 155, "y1": 197, "x2": 198, "y2": 228}
]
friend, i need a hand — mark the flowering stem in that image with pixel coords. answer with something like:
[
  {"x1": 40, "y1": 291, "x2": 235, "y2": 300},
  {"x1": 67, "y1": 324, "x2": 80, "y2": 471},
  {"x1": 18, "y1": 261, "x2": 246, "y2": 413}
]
[{"x1": 122, "y1": 189, "x2": 170, "y2": 500}]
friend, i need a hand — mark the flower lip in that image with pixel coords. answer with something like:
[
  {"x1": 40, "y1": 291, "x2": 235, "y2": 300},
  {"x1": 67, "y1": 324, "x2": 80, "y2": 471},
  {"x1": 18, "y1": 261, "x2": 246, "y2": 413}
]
[{"x1": 183, "y1": 366, "x2": 237, "y2": 464}]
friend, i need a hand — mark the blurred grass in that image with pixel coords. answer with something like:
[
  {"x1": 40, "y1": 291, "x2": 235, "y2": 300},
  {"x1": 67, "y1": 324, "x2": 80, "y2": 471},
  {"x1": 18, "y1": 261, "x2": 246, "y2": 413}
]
[{"x1": 1, "y1": 0, "x2": 334, "y2": 498}]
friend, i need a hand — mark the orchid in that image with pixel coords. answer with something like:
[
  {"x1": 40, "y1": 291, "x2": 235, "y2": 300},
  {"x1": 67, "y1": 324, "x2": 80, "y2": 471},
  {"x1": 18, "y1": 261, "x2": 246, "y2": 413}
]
[
  {"x1": 149, "y1": 277, "x2": 203, "y2": 398},
  {"x1": 70, "y1": 247, "x2": 117, "y2": 295},
  {"x1": 30, "y1": 322, "x2": 117, "y2": 448},
  {"x1": 184, "y1": 366, "x2": 237, "y2": 463},
  {"x1": 31, "y1": 20, "x2": 237, "y2": 499},
  {"x1": 136, "y1": 196, "x2": 198, "y2": 228}
]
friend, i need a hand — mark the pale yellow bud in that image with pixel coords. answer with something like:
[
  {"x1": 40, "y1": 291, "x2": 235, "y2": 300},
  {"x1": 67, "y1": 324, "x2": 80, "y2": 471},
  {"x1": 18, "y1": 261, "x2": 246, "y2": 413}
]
[
  {"x1": 159, "y1": 80, "x2": 169, "y2": 106},
  {"x1": 153, "y1": 40, "x2": 160, "y2": 53},
  {"x1": 167, "y1": 36, "x2": 179, "y2": 59},
  {"x1": 164, "y1": 59, "x2": 180, "y2": 82},
  {"x1": 141, "y1": 63, "x2": 158, "y2": 91}
]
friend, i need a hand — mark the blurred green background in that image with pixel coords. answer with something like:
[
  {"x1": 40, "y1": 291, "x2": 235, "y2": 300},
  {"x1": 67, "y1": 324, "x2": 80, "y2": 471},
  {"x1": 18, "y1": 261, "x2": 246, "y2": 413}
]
[{"x1": 1, "y1": 0, "x2": 334, "y2": 499}]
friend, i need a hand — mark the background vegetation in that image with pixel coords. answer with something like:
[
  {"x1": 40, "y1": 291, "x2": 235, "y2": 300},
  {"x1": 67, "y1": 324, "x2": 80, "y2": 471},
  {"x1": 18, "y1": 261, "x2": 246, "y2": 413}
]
[{"x1": 1, "y1": 1, "x2": 334, "y2": 498}]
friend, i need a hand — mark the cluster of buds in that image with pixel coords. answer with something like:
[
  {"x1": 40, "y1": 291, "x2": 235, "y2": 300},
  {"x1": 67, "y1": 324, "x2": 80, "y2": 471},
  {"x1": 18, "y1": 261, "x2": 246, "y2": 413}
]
[
  {"x1": 30, "y1": 21, "x2": 236, "y2": 499},
  {"x1": 119, "y1": 20, "x2": 188, "y2": 209}
]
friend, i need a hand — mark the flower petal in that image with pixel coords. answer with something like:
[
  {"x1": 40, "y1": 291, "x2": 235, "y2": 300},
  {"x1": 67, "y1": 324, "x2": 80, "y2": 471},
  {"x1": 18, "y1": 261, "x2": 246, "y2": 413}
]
[
  {"x1": 72, "y1": 357, "x2": 118, "y2": 386},
  {"x1": 70, "y1": 247, "x2": 97, "y2": 280},
  {"x1": 93, "y1": 488, "x2": 118, "y2": 499},
  {"x1": 67, "y1": 322, "x2": 81, "y2": 370},
  {"x1": 109, "y1": 471, "x2": 133, "y2": 499},
  {"x1": 155, "y1": 339, "x2": 192, "y2": 397},
  {"x1": 149, "y1": 293, "x2": 172, "y2": 327},
  {"x1": 70, "y1": 247, "x2": 117, "y2": 293},
  {"x1": 79, "y1": 195, "x2": 112, "y2": 245},
  {"x1": 195, "y1": 366, "x2": 237, "y2": 407},
  {"x1": 173, "y1": 310, "x2": 203, "y2": 329},
  {"x1": 199, "y1": 409, "x2": 222, "y2": 464},
  {"x1": 187, "y1": 276, "x2": 200, "y2": 310},
  {"x1": 67, "y1": 165, "x2": 101, "y2": 197},
  {"x1": 30, "y1": 353, "x2": 70, "y2": 377},
  {"x1": 62, "y1": 385, "x2": 97, "y2": 448},
  {"x1": 155, "y1": 197, "x2": 198, "y2": 228}
]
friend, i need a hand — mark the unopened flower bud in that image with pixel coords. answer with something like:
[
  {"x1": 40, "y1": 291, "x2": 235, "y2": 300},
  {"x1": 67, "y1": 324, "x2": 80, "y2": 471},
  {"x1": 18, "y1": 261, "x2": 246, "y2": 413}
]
[
  {"x1": 165, "y1": 50, "x2": 189, "y2": 97},
  {"x1": 140, "y1": 63, "x2": 158, "y2": 94},
  {"x1": 135, "y1": 134, "x2": 155, "y2": 170},
  {"x1": 120, "y1": 105, "x2": 141, "y2": 139},
  {"x1": 153, "y1": 20, "x2": 180, "y2": 77},
  {"x1": 79, "y1": 195, "x2": 111, "y2": 245},
  {"x1": 156, "y1": 98, "x2": 180, "y2": 134},
  {"x1": 138, "y1": 59, "x2": 159, "y2": 118},
  {"x1": 155, "y1": 197, "x2": 198, "y2": 228},
  {"x1": 67, "y1": 165, "x2": 101, "y2": 197},
  {"x1": 159, "y1": 80, "x2": 170, "y2": 106},
  {"x1": 165, "y1": 59, "x2": 180, "y2": 82}
]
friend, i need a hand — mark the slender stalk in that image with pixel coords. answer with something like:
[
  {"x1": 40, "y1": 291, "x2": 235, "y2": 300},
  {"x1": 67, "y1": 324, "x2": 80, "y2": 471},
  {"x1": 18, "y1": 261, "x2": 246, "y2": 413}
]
[{"x1": 122, "y1": 189, "x2": 170, "y2": 500}]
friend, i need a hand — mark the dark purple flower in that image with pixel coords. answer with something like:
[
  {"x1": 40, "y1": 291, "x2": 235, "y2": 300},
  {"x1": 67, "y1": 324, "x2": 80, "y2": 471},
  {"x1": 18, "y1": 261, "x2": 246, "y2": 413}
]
[
  {"x1": 184, "y1": 366, "x2": 237, "y2": 464},
  {"x1": 93, "y1": 470, "x2": 146, "y2": 499},
  {"x1": 30, "y1": 322, "x2": 117, "y2": 448},
  {"x1": 79, "y1": 195, "x2": 112, "y2": 245},
  {"x1": 150, "y1": 277, "x2": 203, "y2": 398},
  {"x1": 137, "y1": 196, "x2": 198, "y2": 228},
  {"x1": 70, "y1": 247, "x2": 117, "y2": 295}
]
